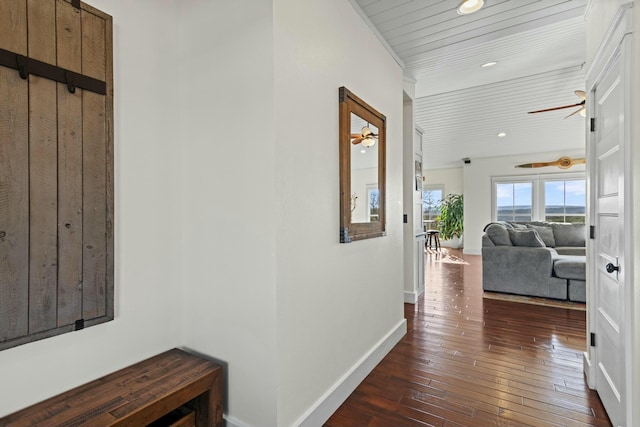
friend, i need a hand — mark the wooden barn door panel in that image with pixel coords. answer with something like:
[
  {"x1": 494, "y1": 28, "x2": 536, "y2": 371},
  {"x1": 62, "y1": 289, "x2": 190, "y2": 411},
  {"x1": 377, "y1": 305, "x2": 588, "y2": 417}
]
[
  {"x1": 0, "y1": 0, "x2": 113, "y2": 349},
  {"x1": 56, "y1": 0, "x2": 83, "y2": 327},
  {"x1": 0, "y1": 0, "x2": 29, "y2": 342},
  {"x1": 28, "y1": 0, "x2": 59, "y2": 334},
  {"x1": 81, "y1": 10, "x2": 107, "y2": 320}
]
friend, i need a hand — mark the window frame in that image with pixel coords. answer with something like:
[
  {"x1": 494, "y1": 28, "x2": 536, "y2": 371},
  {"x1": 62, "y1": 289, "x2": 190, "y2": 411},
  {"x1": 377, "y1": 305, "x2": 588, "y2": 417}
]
[
  {"x1": 491, "y1": 172, "x2": 585, "y2": 223},
  {"x1": 542, "y1": 177, "x2": 587, "y2": 223},
  {"x1": 422, "y1": 185, "x2": 444, "y2": 222},
  {"x1": 492, "y1": 180, "x2": 534, "y2": 222}
]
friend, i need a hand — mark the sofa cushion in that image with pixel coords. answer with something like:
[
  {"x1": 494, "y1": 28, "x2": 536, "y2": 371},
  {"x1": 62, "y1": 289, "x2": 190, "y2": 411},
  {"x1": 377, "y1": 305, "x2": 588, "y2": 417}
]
[
  {"x1": 555, "y1": 247, "x2": 586, "y2": 256},
  {"x1": 485, "y1": 224, "x2": 512, "y2": 246},
  {"x1": 552, "y1": 223, "x2": 586, "y2": 247},
  {"x1": 526, "y1": 224, "x2": 555, "y2": 247},
  {"x1": 553, "y1": 257, "x2": 586, "y2": 281},
  {"x1": 508, "y1": 229, "x2": 545, "y2": 247},
  {"x1": 568, "y1": 279, "x2": 586, "y2": 302}
]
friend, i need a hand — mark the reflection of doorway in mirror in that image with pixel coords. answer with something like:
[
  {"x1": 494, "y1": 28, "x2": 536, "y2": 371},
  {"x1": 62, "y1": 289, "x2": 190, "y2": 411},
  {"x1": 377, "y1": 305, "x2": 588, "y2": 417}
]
[
  {"x1": 367, "y1": 184, "x2": 379, "y2": 222},
  {"x1": 350, "y1": 112, "x2": 379, "y2": 224},
  {"x1": 350, "y1": 164, "x2": 377, "y2": 223}
]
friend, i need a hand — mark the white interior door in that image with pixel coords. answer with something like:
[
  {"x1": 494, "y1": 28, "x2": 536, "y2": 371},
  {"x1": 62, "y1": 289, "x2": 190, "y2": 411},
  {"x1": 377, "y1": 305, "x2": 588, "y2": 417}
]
[{"x1": 591, "y1": 47, "x2": 626, "y2": 427}]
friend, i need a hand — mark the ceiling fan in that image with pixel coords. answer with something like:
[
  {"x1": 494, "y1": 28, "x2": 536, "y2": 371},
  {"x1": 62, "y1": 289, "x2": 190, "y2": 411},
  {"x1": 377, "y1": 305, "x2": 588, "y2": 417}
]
[
  {"x1": 515, "y1": 156, "x2": 586, "y2": 169},
  {"x1": 528, "y1": 90, "x2": 586, "y2": 119},
  {"x1": 351, "y1": 126, "x2": 377, "y2": 147}
]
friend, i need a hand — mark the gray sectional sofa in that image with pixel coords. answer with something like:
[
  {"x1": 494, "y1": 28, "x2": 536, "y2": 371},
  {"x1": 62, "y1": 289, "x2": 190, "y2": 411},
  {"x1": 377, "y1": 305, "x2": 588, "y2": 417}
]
[{"x1": 481, "y1": 221, "x2": 586, "y2": 302}]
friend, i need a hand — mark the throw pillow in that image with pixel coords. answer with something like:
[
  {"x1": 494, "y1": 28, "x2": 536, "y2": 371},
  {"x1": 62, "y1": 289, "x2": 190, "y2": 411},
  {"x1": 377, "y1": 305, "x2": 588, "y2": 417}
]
[
  {"x1": 485, "y1": 224, "x2": 512, "y2": 246},
  {"x1": 508, "y1": 228, "x2": 545, "y2": 247},
  {"x1": 552, "y1": 223, "x2": 586, "y2": 247},
  {"x1": 526, "y1": 224, "x2": 555, "y2": 247}
]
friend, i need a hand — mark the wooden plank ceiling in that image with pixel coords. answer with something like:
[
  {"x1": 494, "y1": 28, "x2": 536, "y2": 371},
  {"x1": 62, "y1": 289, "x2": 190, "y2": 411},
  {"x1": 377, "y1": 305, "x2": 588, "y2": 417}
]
[{"x1": 353, "y1": 0, "x2": 588, "y2": 169}]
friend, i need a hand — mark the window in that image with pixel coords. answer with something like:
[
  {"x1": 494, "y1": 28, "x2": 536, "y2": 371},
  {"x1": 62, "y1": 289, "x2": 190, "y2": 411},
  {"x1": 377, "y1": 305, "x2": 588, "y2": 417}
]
[
  {"x1": 544, "y1": 179, "x2": 586, "y2": 223},
  {"x1": 492, "y1": 174, "x2": 585, "y2": 224},
  {"x1": 422, "y1": 186, "x2": 443, "y2": 222},
  {"x1": 496, "y1": 182, "x2": 533, "y2": 222}
]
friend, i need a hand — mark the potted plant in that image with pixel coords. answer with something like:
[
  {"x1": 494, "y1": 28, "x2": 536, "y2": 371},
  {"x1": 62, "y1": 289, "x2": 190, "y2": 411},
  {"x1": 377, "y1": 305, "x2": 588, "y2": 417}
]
[{"x1": 438, "y1": 194, "x2": 463, "y2": 247}]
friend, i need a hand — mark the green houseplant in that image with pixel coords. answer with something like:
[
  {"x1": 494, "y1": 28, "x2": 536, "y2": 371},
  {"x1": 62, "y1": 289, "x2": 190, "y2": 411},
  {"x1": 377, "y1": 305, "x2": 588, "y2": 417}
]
[{"x1": 438, "y1": 194, "x2": 463, "y2": 240}]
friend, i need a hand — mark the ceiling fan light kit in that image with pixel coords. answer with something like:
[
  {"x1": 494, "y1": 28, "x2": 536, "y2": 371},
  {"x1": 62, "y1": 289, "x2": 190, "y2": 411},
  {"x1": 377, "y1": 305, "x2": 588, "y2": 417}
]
[
  {"x1": 457, "y1": 0, "x2": 485, "y2": 15},
  {"x1": 351, "y1": 126, "x2": 377, "y2": 147}
]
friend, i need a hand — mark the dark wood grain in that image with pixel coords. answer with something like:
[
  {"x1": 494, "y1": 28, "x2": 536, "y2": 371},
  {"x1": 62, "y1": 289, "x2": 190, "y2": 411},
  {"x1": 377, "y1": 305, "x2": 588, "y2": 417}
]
[
  {"x1": 0, "y1": 349, "x2": 224, "y2": 427},
  {"x1": 326, "y1": 250, "x2": 611, "y2": 427}
]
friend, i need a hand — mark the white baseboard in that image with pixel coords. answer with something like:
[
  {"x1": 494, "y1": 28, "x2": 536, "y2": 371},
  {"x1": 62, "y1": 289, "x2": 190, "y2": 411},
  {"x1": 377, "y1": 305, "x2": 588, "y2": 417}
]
[
  {"x1": 404, "y1": 291, "x2": 418, "y2": 303},
  {"x1": 583, "y1": 351, "x2": 596, "y2": 389},
  {"x1": 224, "y1": 415, "x2": 252, "y2": 427},
  {"x1": 463, "y1": 248, "x2": 481, "y2": 255},
  {"x1": 294, "y1": 319, "x2": 407, "y2": 427}
]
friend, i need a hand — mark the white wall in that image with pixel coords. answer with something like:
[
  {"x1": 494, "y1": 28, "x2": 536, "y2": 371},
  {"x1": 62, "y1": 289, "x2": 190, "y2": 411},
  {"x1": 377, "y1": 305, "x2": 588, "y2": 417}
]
[
  {"x1": 423, "y1": 167, "x2": 463, "y2": 197},
  {"x1": 463, "y1": 149, "x2": 585, "y2": 255},
  {"x1": 273, "y1": 0, "x2": 405, "y2": 425},
  {"x1": 176, "y1": 2, "x2": 278, "y2": 426},
  {"x1": 0, "y1": 0, "x2": 183, "y2": 416}
]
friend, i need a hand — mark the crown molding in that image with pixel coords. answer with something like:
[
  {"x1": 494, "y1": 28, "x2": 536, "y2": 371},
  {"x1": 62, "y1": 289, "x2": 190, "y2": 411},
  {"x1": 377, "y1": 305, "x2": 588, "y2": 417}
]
[
  {"x1": 583, "y1": 0, "x2": 595, "y2": 19},
  {"x1": 347, "y1": 0, "x2": 405, "y2": 70}
]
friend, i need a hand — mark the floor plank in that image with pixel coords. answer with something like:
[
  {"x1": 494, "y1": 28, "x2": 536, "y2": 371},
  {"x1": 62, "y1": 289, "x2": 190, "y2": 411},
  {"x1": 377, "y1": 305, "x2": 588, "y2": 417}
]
[{"x1": 325, "y1": 249, "x2": 611, "y2": 427}]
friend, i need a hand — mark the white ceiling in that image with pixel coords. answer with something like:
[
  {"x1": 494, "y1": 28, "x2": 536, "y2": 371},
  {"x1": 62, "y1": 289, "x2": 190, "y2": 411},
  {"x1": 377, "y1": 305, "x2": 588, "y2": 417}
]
[{"x1": 352, "y1": 0, "x2": 588, "y2": 169}]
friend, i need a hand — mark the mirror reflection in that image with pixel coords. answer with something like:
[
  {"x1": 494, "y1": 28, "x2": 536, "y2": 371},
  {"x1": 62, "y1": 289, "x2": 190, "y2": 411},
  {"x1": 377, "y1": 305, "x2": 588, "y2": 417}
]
[
  {"x1": 338, "y1": 86, "x2": 386, "y2": 243},
  {"x1": 350, "y1": 113, "x2": 379, "y2": 224}
]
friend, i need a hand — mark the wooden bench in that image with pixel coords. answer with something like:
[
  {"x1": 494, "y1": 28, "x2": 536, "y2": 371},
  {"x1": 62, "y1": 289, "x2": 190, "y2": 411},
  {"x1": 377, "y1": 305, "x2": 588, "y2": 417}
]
[{"x1": 1, "y1": 348, "x2": 223, "y2": 427}]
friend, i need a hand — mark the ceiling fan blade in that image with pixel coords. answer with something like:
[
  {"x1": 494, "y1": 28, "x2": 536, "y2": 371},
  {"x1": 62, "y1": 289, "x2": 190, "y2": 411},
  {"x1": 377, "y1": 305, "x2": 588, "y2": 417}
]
[
  {"x1": 564, "y1": 106, "x2": 584, "y2": 119},
  {"x1": 528, "y1": 100, "x2": 585, "y2": 114},
  {"x1": 351, "y1": 137, "x2": 364, "y2": 145},
  {"x1": 575, "y1": 90, "x2": 586, "y2": 100}
]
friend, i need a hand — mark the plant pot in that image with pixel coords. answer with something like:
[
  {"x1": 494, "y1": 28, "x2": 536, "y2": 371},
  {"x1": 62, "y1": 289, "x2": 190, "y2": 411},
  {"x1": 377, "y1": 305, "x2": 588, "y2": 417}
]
[{"x1": 440, "y1": 235, "x2": 463, "y2": 249}]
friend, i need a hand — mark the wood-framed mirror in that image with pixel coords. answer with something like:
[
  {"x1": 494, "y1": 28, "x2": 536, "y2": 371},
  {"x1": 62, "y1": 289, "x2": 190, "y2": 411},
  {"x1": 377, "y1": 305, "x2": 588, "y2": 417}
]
[{"x1": 339, "y1": 87, "x2": 386, "y2": 243}]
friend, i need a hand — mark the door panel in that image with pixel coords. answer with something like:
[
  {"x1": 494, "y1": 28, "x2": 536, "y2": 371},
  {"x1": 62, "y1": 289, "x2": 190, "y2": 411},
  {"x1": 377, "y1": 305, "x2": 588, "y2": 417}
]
[
  {"x1": 597, "y1": 147, "x2": 619, "y2": 197},
  {"x1": 592, "y1": 48, "x2": 625, "y2": 426}
]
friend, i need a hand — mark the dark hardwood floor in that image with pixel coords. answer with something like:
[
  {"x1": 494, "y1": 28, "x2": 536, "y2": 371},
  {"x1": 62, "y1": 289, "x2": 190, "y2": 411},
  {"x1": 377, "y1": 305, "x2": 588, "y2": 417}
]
[{"x1": 325, "y1": 249, "x2": 611, "y2": 427}]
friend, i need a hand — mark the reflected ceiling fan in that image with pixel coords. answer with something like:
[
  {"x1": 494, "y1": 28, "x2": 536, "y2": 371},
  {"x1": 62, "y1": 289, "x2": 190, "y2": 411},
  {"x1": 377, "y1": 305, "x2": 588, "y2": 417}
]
[
  {"x1": 351, "y1": 126, "x2": 377, "y2": 147},
  {"x1": 515, "y1": 156, "x2": 586, "y2": 169},
  {"x1": 528, "y1": 90, "x2": 586, "y2": 119}
]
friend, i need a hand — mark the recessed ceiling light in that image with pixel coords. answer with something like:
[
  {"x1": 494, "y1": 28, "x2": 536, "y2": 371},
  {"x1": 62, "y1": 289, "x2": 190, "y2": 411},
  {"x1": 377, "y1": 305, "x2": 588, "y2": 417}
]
[
  {"x1": 457, "y1": 0, "x2": 484, "y2": 15},
  {"x1": 360, "y1": 149, "x2": 366, "y2": 154},
  {"x1": 498, "y1": 132, "x2": 507, "y2": 137},
  {"x1": 481, "y1": 61, "x2": 497, "y2": 68}
]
